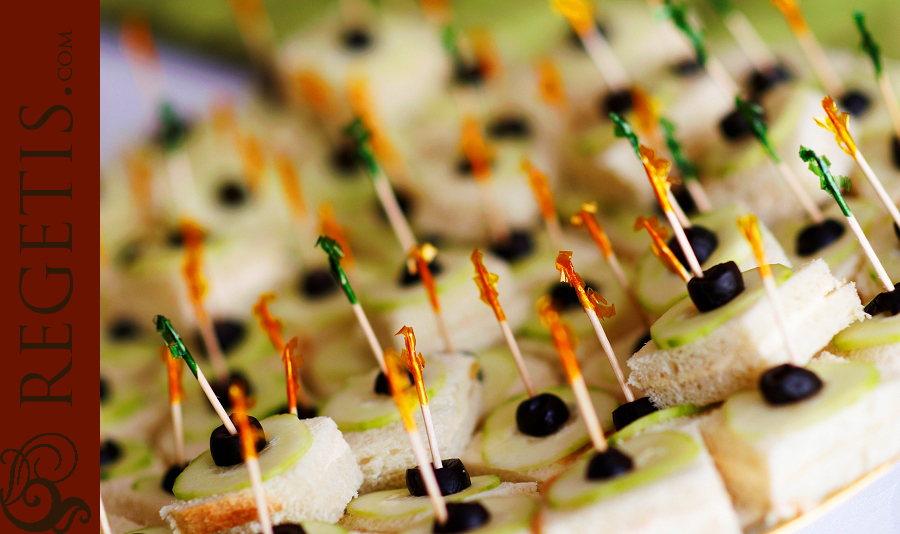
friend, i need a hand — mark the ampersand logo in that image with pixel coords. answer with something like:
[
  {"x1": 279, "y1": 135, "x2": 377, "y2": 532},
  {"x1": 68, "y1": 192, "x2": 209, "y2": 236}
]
[{"x1": 0, "y1": 433, "x2": 90, "y2": 532}]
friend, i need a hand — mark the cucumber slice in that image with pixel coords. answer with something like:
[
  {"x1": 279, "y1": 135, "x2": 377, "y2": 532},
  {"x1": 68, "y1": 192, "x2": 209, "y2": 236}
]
[
  {"x1": 833, "y1": 313, "x2": 900, "y2": 350},
  {"x1": 546, "y1": 431, "x2": 700, "y2": 509},
  {"x1": 131, "y1": 473, "x2": 167, "y2": 494},
  {"x1": 173, "y1": 414, "x2": 313, "y2": 500},
  {"x1": 101, "y1": 440, "x2": 154, "y2": 481},
  {"x1": 322, "y1": 358, "x2": 446, "y2": 432},
  {"x1": 402, "y1": 495, "x2": 539, "y2": 534},
  {"x1": 301, "y1": 522, "x2": 349, "y2": 534},
  {"x1": 608, "y1": 404, "x2": 704, "y2": 445},
  {"x1": 723, "y1": 362, "x2": 879, "y2": 441},
  {"x1": 346, "y1": 475, "x2": 501, "y2": 519},
  {"x1": 635, "y1": 203, "x2": 790, "y2": 314},
  {"x1": 650, "y1": 265, "x2": 792, "y2": 350},
  {"x1": 481, "y1": 386, "x2": 617, "y2": 471}
]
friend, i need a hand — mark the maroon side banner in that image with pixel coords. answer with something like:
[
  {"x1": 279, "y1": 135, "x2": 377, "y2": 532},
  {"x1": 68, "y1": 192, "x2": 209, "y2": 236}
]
[{"x1": 0, "y1": 1, "x2": 98, "y2": 533}]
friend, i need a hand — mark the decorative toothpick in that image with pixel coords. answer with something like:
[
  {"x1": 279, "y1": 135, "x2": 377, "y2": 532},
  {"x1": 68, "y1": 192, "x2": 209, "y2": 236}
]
[
  {"x1": 612, "y1": 114, "x2": 704, "y2": 278},
  {"x1": 522, "y1": 158, "x2": 565, "y2": 249},
  {"x1": 383, "y1": 349, "x2": 449, "y2": 524},
  {"x1": 99, "y1": 493, "x2": 112, "y2": 534},
  {"x1": 282, "y1": 337, "x2": 310, "y2": 415},
  {"x1": 855, "y1": 12, "x2": 900, "y2": 143},
  {"x1": 163, "y1": 346, "x2": 186, "y2": 466},
  {"x1": 179, "y1": 220, "x2": 229, "y2": 382},
  {"x1": 537, "y1": 296, "x2": 608, "y2": 451},
  {"x1": 317, "y1": 236, "x2": 387, "y2": 372},
  {"x1": 659, "y1": 118, "x2": 711, "y2": 212},
  {"x1": 815, "y1": 96, "x2": 900, "y2": 230},
  {"x1": 396, "y1": 327, "x2": 443, "y2": 468},
  {"x1": 800, "y1": 146, "x2": 894, "y2": 292},
  {"x1": 536, "y1": 58, "x2": 568, "y2": 112},
  {"x1": 127, "y1": 151, "x2": 155, "y2": 226},
  {"x1": 550, "y1": 0, "x2": 631, "y2": 91},
  {"x1": 275, "y1": 154, "x2": 310, "y2": 230},
  {"x1": 736, "y1": 97, "x2": 825, "y2": 224},
  {"x1": 471, "y1": 248, "x2": 537, "y2": 397},
  {"x1": 253, "y1": 294, "x2": 312, "y2": 411},
  {"x1": 769, "y1": 0, "x2": 844, "y2": 97},
  {"x1": 409, "y1": 245, "x2": 453, "y2": 352},
  {"x1": 659, "y1": 0, "x2": 739, "y2": 101},
  {"x1": 555, "y1": 252, "x2": 632, "y2": 402},
  {"x1": 230, "y1": 384, "x2": 274, "y2": 534},
  {"x1": 738, "y1": 215, "x2": 797, "y2": 363},
  {"x1": 611, "y1": 113, "x2": 694, "y2": 231},
  {"x1": 571, "y1": 203, "x2": 652, "y2": 330},
  {"x1": 227, "y1": 0, "x2": 278, "y2": 68},
  {"x1": 461, "y1": 117, "x2": 511, "y2": 245},
  {"x1": 708, "y1": 0, "x2": 779, "y2": 74},
  {"x1": 344, "y1": 118, "x2": 418, "y2": 253},
  {"x1": 634, "y1": 216, "x2": 691, "y2": 283},
  {"x1": 155, "y1": 315, "x2": 237, "y2": 434}
]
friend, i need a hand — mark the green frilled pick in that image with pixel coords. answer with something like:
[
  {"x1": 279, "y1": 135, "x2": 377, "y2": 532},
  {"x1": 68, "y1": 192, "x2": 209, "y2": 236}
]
[
  {"x1": 157, "y1": 103, "x2": 189, "y2": 152},
  {"x1": 658, "y1": 0, "x2": 707, "y2": 67},
  {"x1": 316, "y1": 236, "x2": 358, "y2": 304},
  {"x1": 609, "y1": 112, "x2": 641, "y2": 158},
  {"x1": 799, "y1": 146, "x2": 853, "y2": 217},
  {"x1": 659, "y1": 118, "x2": 698, "y2": 181},
  {"x1": 735, "y1": 97, "x2": 779, "y2": 163},
  {"x1": 854, "y1": 12, "x2": 882, "y2": 78},
  {"x1": 343, "y1": 118, "x2": 380, "y2": 177},
  {"x1": 154, "y1": 315, "x2": 199, "y2": 378}
]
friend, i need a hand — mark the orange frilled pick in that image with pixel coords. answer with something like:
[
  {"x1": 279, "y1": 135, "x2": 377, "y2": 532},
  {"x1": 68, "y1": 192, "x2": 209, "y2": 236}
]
[
  {"x1": 536, "y1": 295, "x2": 582, "y2": 381},
  {"x1": 814, "y1": 95, "x2": 857, "y2": 157},
  {"x1": 461, "y1": 117, "x2": 493, "y2": 182},
  {"x1": 769, "y1": 0, "x2": 809, "y2": 34},
  {"x1": 536, "y1": 59, "x2": 567, "y2": 109},
  {"x1": 239, "y1": 134, "x2": 266, "y2": 192},
  {"x1": 522, "y1": 159, "x2": 557, "y2": 223},
  {"x1": 320, "y1": 203, "x2": 355, "y2": 268},
  {"x1": 253, "y1": 292, "x2": 285, "y2": 351},
  {"x1": 348, "y1": 78, "x2": 400, "y2": 168},
  {"x1": 162, "y1": 346, "x2": 185, "y2": 405},
  {"x1": 550, "y1": 0, "x2": 594, "y2": 37},
  {"x1": 737, "y1": 214, "x2": 772, "y2": 279},
  {"x1": 554, "y1": 252, "x2": 616, "y2": 320},
  {"x1": 630, "y1": 87, "x2": 658, "y2": 136},
  {"x1": 471, "y1": 29, "x2": 502, "y2": 81},
  {"x1": 180, "y1": 220, "x2": 208, "y2": 308},
  {"x1": 570, "y1": 202, "x2": 613, "y2": 258},
  {"x1": 396, "y1": 326, "x2": 428, "y2": 406},
  {"x1": 276, "y1": 155, "x2": 307, "y2": 219},
  {"x1": 471, "y1": 248, "x2": 505, "y2": 321},
  {"x1": 634, "y1": 216, "x2": 689, "y2": 281},
  {"x1": 228, "y1": 384, "x2": 260, "y2": 461},
  {"x1": 639, "y1": 145, "x2": 676, "y2": 213},
  {"x1": 293, "y1": 70, "x2": 336, "y2": 118},
  {"x1": 409, "y1": 244, "x2": 440, "y2": 312},
  {"x1": 383, "y1": 348, "x2": 418, "y2": 431},
  {"x1": 120, "y1": 16, "x2": 158, "y2": 62}
]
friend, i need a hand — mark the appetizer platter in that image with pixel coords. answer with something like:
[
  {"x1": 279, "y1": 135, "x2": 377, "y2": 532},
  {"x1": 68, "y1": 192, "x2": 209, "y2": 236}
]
[{"x1": 99, "y1": 0, "x2": 900, "y2": 533}]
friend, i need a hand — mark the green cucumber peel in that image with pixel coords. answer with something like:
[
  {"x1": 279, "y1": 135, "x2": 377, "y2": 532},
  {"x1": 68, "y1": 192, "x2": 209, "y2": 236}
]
[
  {"x1": 154, "y1": 315, "x2": 198, "y2": 378},
  {"x1": 799, "y1": 146, "x2": 852, "y2": 217},
  {"x1": 316, "y1": 236, "x2": 357, "y2": 304}
]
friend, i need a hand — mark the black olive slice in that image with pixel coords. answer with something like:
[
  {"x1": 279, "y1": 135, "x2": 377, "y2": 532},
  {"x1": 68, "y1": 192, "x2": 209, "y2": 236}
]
[
  {"x1": 687, "y1": 261, "x2": 744, "y2": 312},
  {"x1": 406, "y1": 458, "x2": 472, "y2": 497},
  {"x1": 209, "y1": 415, "x2": 266, "y2": 467},
  {"x1": 759, "y1": 364, "x2": 823, "y2": 405},
  {"x1": 796, "y1": 218, "x2": 845, "y2": 256},
  {"x1": 433, "y1": 502, "x2": 491, "y2": 534},
  {"x1": 585, "y1": 446, "x2": 634, "y2": 480},
  {"x1": 612, "y1": 396, "x2": 659, "y2": 431}
]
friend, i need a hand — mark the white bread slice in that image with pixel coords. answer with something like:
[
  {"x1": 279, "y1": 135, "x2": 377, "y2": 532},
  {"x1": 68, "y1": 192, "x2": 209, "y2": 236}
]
[
  {"x1": 160, "y1": 417, "x2": 362, "y2": 534},
  {"x1": 699, "y1": 364, "x2": 900, "y2": 529},
  {"x1": 109, "y1": 514, "x2": 142, "y2": 534},
  {"x1": 627, "y1": 259, "x2": 866, "y2": 408},
  {"x1": 102, "y1": 473, "x2": 174, "y2": 527},
  {"x1": 540, "y1": 427, "x2": 741, "y2": 534},
  {"x1": 338, "y1": 481, "x2": 538, "y2": 533},
  {"x1": 344, "y1": 353, "x2": 482, "y2": 494}
]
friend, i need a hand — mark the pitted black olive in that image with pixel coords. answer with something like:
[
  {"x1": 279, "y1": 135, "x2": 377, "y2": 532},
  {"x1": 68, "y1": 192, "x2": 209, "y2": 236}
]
[
  {"x1": 602, "y1": 88, "x2": 634, "y2": 117},
  {"x1": 839, "y1": 90, "x2": 871, "y2": 117},
  {"x1": 796, "y1": 218, "x2": 845, "y2": 256},
  {"x1": 433, "y1": 502, "x2": 491, "y2": 534},
  {"x1": 210, "y1": 415, "x2": 266, "y2": 467},
  {"x1": 719, "y1": 107, "x2": 755, "y2": 141},
  {"x1": 374, "y1": 369, "x2": 415, "y2": 395},
  {"x1": 398, "y1": 258, "x2": 444, "y2": 287},
  {"x1": 300, "y1": 268, "x2": 339, "y2": 299},
  {"x1": 108, "y1": 316, "x2": 141, "y2": 341},
  {"x1": 100, "y1": 439, "x2": 122, "y2": 467},
  {"x1": 548, "y1": 280, "x2": 600, "y2": 312},
  {"x1": 161, "y1": 462, "x2": 189, "y2": 494},
  {"x1": 487, "y1": 116, "x2": 531, "y2": 140},
  {"x1": 210, "y1": 371, "x2": 254, "y2": 413},
  {"x1": 585, "y1": 446, "x2": 634, "y2": 480},
  {"x1": 632, "y1": 331, "x2": 652, "y2": 355},
  {"x1": 863, "y1": 283, "x2": 900, "y2": 317},
  {"x1": 342, "y1": 28, "x2": 373, "y2": 51},
  {"x1": 217, "y1": 181, "x2": 249, "y2": 207},
  {"x1": 515, "y1": 393, "x2": 570, "y2": 437},
  {"x1": 687, "y1": 261, "x2": 744, "y2": 312},
  {"x1": 612, "y1": 397, "x2": 658, "y2": 431},
  {"x1": 748, "y1": 64, "x2": 792, "y2": 98},
  {"x1": 490, "y1": 230, "x2": 535, "y2": 263},
  {"x1": 759, "y1": 364, "x2": 823, "y2": 405},
  {"x1": 667, "y1": 225, "x2": 718, "y2": 269},
  {"x1": 406, "y1": 458, "x2": 472, "y2": 497}
]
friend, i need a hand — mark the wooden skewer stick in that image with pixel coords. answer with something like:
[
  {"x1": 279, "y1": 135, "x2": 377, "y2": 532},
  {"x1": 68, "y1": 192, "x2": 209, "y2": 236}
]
[
  {"x1": 383, "y1": 349, "x2": 449, "y2": 524},
  {"x1": 99, "y1": 492, "x2": 112, "y2": 534},
  {"x1": 155, "y1": 315, "x2": 237, "y2": 434},
  {"x1": 471, "y1": 249, "x2": 537, "y2": 397},
  {"x1": 550, "y1": 0, "x2": 631, "y2": 90},
  {"x1": 538, "y1": 297, "x2": 608, "y2": 451},
  {"x1": 397, "y1": 327, "x2": 443, "y2": 468},
  {"x1": 230, "y1": 385, "x2": 274, "y2": 534},
  {"x1": 769, "y1": 0, "x2": 844, "y2": 96},
  {"x1": 409, "y1": 244, "x2": 454, "y2": 353},
  {"x1": 572, "y1": 203, "x2": 652, "y2": 330},
  {"x1": 739, "y1": 215, "x2": 797, "y2": 364},
  {"x1": 555, "y1": 252, "x2": 634, "y2": 403}
]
